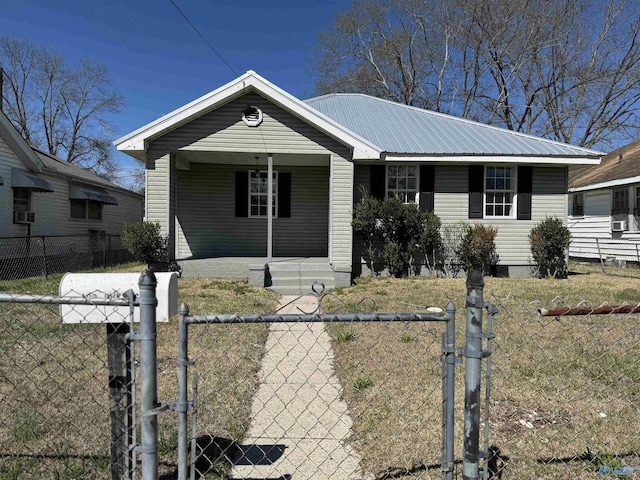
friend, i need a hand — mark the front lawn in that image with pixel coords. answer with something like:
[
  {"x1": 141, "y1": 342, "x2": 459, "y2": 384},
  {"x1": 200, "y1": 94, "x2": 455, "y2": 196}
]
[
  {"x1": 324, "y1": 261, "x2": 640, "y2": 479},
  {"x1": 0, "y1": 266, "x2": 278, "y2": 480}
]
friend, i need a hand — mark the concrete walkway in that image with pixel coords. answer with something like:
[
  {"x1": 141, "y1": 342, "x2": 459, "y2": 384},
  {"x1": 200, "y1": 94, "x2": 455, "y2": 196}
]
[{"x1": 229, "y1": 295, "x2": 371, "y2": 479}]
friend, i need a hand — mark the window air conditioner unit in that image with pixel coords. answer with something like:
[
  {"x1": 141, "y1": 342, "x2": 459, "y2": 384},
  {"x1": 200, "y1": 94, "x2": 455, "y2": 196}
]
[
  {"x1": 612, "y1": 220, "x2": 627, "y2": 232},
  {"x1": 14, "y1": 211, "x2": 35, "y2": 224}
]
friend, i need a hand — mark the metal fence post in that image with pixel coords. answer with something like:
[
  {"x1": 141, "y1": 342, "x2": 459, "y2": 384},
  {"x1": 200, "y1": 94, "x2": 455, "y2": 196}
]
[
  {"x1": 107, "y1": 321, "x2": 132, "y2": 480},
  {"x1": 41, "y1": 235, "x2": 48, "y2": 278},
  {"x1": 177, "y1": 303, "x2": 190, "y2": 480},
  {"x1": 138, "y1": 270, "x2": 158, "y2": 480},
  {"x1": 441, "y1": 301, "x2": 456, "y2": 480},
  {"x1": 463, "y1": 270, "x2": 484, "y2": 480}
]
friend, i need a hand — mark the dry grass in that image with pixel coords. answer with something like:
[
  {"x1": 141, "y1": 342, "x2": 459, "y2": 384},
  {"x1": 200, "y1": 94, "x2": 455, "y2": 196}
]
[
  {"x1": 2, "y1": 261, "x2": 639, "y2": 479},
  {"x1": 325, "y1": 262, "x2": 640, "y2": 479},
  {"x1": 0, "y1": 268, "x2": 278, "y2": 480}
]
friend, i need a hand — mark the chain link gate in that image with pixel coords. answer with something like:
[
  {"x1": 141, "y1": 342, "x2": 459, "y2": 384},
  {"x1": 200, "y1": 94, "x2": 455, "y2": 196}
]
[{"x1": 170, "y1": 284, "x2": 458, "y2": 480}]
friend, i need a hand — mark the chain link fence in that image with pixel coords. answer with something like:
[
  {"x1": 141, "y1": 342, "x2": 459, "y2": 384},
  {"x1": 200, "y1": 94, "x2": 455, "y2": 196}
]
[
  {"x1": 0, "y1": 289, "x2": 140, "y2": 480},
  {"x1": 174, "y1": 293, "x2": 456, "y2": 480},
  {"x1": 487, "y1": 292, "x2": 640, "y2": 479},
  {"x1": 0, "y1": 234, "x2": 134, "y2": 281}
]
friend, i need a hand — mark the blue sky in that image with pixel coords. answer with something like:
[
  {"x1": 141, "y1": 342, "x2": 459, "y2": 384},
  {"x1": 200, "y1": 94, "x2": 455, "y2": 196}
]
[{"x1": 1, "y1": 0, "x2": 349, "y2": 184}]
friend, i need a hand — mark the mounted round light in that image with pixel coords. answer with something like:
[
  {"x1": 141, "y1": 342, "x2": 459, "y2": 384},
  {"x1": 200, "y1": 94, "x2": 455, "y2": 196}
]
[{"x1": 242, "y1": 105, "x2": 263, "y2": 127}]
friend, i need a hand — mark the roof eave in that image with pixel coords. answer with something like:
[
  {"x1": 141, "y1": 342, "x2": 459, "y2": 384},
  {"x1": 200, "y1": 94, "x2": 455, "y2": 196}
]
[
  {"x1": 382, "y1": 153, "x2": 601, "y2": 165},
  {"x1": 570, "y1": 175, "x2": 640, "y2": 193},
  {"x1": 0, "y1": 110, "x2": 46, "y2": 172}
]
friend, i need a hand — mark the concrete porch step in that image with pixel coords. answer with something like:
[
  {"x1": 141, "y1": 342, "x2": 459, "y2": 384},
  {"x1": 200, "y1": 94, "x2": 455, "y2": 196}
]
[{"x1": 267, "y1": 262, "x2": 335, "y2": 295}]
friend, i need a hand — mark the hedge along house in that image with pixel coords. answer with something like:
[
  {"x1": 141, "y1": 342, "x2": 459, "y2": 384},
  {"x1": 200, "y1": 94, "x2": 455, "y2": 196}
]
[{"x1": 115, "y1": 70, "x2": 601, "y2": 287}]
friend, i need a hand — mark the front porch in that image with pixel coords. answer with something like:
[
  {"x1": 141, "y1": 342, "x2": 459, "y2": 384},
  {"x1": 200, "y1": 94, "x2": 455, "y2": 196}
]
[{"x1": 178, "y1": 257, "x2": 342, "y2": 295}]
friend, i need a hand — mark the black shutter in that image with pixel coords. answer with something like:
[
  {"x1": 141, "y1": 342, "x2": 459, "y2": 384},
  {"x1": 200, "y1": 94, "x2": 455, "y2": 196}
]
[
  {"x1": 419, "y1": 165, "x2": 435, "y2": 213},
  {"x1": 517, "y1": 166, "x2": 532, "y2": 220},
  {"x1": 235, "y1": 171, "x2": 248, "y2": 217},
  {"x1": 370, "y1": 165, "x2": 386, "y2": 200},
  {"x1": 278, "y1": 172, "x2": 291, "y2": 218},
  {"x1": 468, "y1": 165, "x2": 484, "y2": 219}
]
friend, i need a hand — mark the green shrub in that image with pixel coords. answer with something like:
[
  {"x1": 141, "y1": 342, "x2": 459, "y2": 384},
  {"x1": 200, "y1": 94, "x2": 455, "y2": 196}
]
[
  {"x1": 378, "y1": 196, "x2": 430, "y2": 277},
  {"x1": 419, "y1": 212, "x2": 442, "y2": 274},
  {"x1": 352, "y1": 191, "x2": 443, "y2": 277},
  {"x1": 120, "y1": 221, "x2": 167, "y2": 265},
  {"x1": 529, "y1": 216, "x2": 571, "y2": 278},
  {"x1": 352, "y1": 187, "x2": 382, "y2": 274},
  {"x1": 459, "y1": 223, "x2": 499, "y2": 275}
]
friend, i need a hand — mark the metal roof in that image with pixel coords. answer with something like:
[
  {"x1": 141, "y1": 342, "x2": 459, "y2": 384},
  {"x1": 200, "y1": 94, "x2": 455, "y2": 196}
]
[{"x1": 305, "y1": 93, "x2": 602, "y2": 158}]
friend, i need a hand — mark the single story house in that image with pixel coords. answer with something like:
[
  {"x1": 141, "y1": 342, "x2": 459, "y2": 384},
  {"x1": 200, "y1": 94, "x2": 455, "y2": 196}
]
[
  {"x1": 115, "y1": 70, "x2": 600, "y2": 285},
  {"x1": 569, "y1": 139, "x2": 640, "y2": 262},
  {"x1": 0, "y1": 108, "x2": 143, "y2": 238}
]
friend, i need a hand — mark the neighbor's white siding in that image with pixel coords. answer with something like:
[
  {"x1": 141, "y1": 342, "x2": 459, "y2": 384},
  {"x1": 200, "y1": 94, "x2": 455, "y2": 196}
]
[
  {"x1": 0, "y1": 136, "x2": 28, "y2": 236},
  {"x1": 29, "y1": 174, "x2": 142, "y2": 236},
  {"x1": 568, "y1": 187, "x2": 640, "y2": 261}
]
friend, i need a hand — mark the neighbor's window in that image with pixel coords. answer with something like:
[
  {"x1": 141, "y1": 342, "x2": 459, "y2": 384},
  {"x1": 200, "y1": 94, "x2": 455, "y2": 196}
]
[
  {"x1": 249, "y1": 171, "x2": 277, "y2": 217},
  {"x1": 612, "y1": 188, "x2": 629, "y2": 214},
  {"x1": 13, "y1": 188, "x2": 30, "y2": 212},
  {"x1": 635, "y1": 187, "x2": 640, "y2": 216},
  {"x1": 572, "y1": 193, "x2": 584, "y2": 216},
  {"x1": 71, "y1": 199, "x2": 102, "y2": 220},
  {"x1": 387, "y1": 165, "x2": 418, "y2": 203},
  {"x1": 485, "y1": 166, "x2": 514, "y2": 217}
]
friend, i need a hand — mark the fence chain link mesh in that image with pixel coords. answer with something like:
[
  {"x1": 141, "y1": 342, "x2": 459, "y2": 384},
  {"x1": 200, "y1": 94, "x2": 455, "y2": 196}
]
[
  {"x1": 0, "y1": 289, "x2": 139, "y2": 480},
  {"x1": 0, "y1": 234, "x2": 134, "y2": 281},
  {"x1": 179, "y1": 292, "x2": 453, "y2": 480},
  {"x1": 486, "y1": 292, "x2": 640, "y2": 479}
]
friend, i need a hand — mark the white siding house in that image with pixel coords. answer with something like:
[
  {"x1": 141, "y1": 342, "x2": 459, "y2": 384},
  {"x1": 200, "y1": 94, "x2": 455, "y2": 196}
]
[
  {"x1": 115, "y1": 70, "x2": 601, "y2": 283},
  {"x1": 569, "y1": 140, "x2": 640, "y2": 262},
  {"x1": 0, "y1": 109, "x2": 143, "y2": 238}
]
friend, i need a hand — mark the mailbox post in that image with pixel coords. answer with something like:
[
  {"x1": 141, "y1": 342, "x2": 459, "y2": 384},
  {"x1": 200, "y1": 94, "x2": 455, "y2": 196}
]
[{"x1": 59, "y1": 272, "x2": 177, "y2": 480}]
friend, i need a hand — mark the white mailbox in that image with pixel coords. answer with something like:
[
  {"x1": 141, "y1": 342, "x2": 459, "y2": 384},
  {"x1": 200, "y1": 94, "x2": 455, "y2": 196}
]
[{"x1": 59, "y1": 272, "x2": 178, "y2": 324}]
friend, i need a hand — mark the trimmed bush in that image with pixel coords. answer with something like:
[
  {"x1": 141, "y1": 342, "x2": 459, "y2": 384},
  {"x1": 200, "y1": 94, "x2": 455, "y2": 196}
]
[
  {"x1": 529, "y1": 217, "x2": 571, "y2": 278},
  {"x1": 459, "y1": 223, "x2": 499, "y2": 275},
  {"x1": 121, "y1": 221, "x2": 169, "y2": 265}
]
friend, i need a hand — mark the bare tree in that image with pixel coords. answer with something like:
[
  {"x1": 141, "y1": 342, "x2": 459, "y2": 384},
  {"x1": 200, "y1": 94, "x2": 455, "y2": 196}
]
[
  {"x1": 312, "y1": 0, "x2": 640, "y2": 149},
  {"x1": 0, "y1": 36, "x2": 124, "y2": 178}
]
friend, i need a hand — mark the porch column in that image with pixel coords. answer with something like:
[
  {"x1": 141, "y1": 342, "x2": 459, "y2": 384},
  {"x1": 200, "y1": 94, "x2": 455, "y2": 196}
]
[{"x1": 267, "y1": 153, "x2": 273, "y2": 263}]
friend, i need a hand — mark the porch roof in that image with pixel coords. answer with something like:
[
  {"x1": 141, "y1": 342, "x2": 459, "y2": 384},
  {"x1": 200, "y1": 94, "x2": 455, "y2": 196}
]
[{"x1": 114, "y1": 71, "x2": 381, "y2": 161}]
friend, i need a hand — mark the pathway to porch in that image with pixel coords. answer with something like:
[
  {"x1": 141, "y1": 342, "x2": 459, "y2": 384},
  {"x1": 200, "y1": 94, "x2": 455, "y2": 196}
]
[{"x1": 229, "y1": 294, "x2": 371, "y2": 479}]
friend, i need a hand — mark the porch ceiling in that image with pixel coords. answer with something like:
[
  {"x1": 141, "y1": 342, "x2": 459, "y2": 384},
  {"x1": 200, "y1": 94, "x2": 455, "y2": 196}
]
[{"x1": 175, "y1": 150, "x2": 330, "y2": 166}]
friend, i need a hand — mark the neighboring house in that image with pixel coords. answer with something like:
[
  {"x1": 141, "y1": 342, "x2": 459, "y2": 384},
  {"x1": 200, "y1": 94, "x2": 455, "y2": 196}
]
[
  {"x1": 569, "y1": 140, "x2": 640, "y2": 262},
  {"x1": 0, "y1": 109, "x2": 143, "y2": 238},
  {"x1": 114, "y1": 70, "x2": 600, "y2": 284}
]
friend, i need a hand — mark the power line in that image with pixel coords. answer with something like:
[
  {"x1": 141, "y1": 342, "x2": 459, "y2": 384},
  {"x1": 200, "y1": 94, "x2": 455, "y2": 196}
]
[{"x1": 168, "y1": 0, "x2": 239, "y2": 77}]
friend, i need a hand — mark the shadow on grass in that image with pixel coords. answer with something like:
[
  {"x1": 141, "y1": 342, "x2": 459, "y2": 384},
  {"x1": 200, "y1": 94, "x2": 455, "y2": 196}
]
[{"x1": 159, "y1": 435, "x2": 287, "y2": 480}]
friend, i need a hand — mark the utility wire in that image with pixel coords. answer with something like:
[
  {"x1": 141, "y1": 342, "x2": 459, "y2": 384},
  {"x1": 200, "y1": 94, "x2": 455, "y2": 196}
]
[{"x1": 168, "y1": 0, "x2": 239, "y2": 76}]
